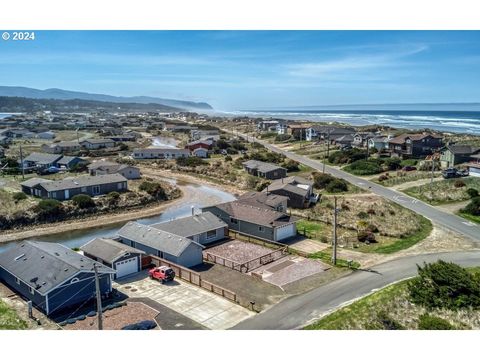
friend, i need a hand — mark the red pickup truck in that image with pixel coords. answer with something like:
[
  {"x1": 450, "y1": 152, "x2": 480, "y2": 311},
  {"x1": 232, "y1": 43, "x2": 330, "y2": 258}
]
[{"x1": 148, "y1": 266, "x2": 175, "y2": 283}]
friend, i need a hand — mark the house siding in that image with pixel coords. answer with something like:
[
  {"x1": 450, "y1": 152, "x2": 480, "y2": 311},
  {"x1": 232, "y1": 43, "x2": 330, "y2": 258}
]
[{"x1": 32, "y1": 180, "x2": 127, "y2": 200}]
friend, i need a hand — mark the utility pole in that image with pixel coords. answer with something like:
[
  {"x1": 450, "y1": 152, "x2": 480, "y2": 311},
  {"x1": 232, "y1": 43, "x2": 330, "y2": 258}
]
[
  {"x1": 93, "y1": 264, "x2": 103, "y2": 330},
  {"x1": 19, "y1": 145, "x2": 25, "y2": 180},
  {"x1": 430, "y1": 150, "x2": 437, "y2": 202},
  {"x1": 332, "y1": 196, "x2": 338, "y2": 265}
]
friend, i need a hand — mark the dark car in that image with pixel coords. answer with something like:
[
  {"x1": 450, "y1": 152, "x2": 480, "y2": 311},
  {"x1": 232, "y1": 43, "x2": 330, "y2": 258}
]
[
  {"x1": 121, "y1": 320, "x2": 157, "y2": 330},
  {"x1": 402, "y1": 166, "x2": 417, "y2": 172},
  {"x1": 442, "y1": 168, "x2": 459, "y2": 179}
]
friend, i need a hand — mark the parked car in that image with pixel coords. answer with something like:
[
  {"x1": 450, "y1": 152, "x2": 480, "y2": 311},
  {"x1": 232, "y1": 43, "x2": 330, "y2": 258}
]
[
  {"x1": 457, "y1": 169, "x2": 469, "y2": 177},
  {"x1": 442, "y1": 168, "x2": 459, "y2": 179},
  {"x1": 402, "y1": 166, "x2": 417, "y2": 172},
  {"x1": 340, "y1": 144, "x2": 352, "y2": 150},
  {"x1": 148, "y1": 266, "x2": 175, "y2": 283},
  {"x1": 36, "y1": 166, "x2": 60, "y2": 175},
  {"x1": 121, "y1": 320, "x2": 157, "y2": 330}
]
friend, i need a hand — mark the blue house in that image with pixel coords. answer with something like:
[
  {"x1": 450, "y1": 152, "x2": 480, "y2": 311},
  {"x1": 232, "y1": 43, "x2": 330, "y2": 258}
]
[{"x1": 0, "y1": 241, "x2": 115, "y2": 316}]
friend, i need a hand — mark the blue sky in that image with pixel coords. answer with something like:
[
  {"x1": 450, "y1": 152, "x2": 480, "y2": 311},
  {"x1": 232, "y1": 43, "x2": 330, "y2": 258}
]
[{"x1": 0, "y1": 31, "x2": 479, "y2": 110}]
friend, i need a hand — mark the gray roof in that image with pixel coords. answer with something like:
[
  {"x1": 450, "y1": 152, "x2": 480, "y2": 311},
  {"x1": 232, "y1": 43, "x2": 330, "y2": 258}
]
[
  {"x1": 57, "y1": 156, "x2": 84, "y2": 165},
  {"x1": 117, "y1": 222, "x2": 204, "y2": 256},
  {"x1": 20, "y1": 177, "x2": 53, "y2": 188},
  {"x1": 207, "y1": 201, "x2": 298, "y2": 228},
  {"x1": 81, "y1": 138, "x2": 115, "y2": 144},
  {"x1": 0, "y1": 241, "x2": 114, "y2": 295},
  {"x1": 243, "y1": 160, "x2": 286, "y2": 173},
  {"x1": 151, "y1": 212, "x2": 227, "y2": 238},
  {"x1": 40, "y1": 173, "x2": 127, "y2": 192},
  {"x1": 445, "y1": 144, "x2": 480, "y2": 155},
  {"x1": 237, "y1": 191, "x2": 288, "y2": 210},
  {"x1": 87, "y1": 160, "x2": 119, "y2": 170},
  {"x1": 81, "y1": 237, "x2": 145, "y2": 264},
  {"x1": 265, "y1": 176, "x2": 313, "y2": 197},
  {"x1": 23, "y1": 152, "x2": 62, "y2": 164}
]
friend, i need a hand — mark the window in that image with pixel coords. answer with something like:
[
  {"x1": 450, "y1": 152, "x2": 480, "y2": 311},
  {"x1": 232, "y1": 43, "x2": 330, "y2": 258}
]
[
  {"x1": 230, "y1": 217, "x2": 238, "y2": 224},
  {"x1": 51, "y1": 191, "x2": 57, "y2": 199},
  {"x1": 81, "y1": 187, "x2": 87, "y2": 193},
  {"x1": 206, "y1": 230, "x2": 217, "y2": 239},
  {"x1": 93, "y1": 185, "x2": 100, "y2": 195},
  {"x1": 117, "y1": 182, "x2": 123, "y2": 190},
  {"x1": 15, "y1": 277, "x2": 20, "y2": 285},
  {"x1": 29, "y1": 287, "x2": 35, "y2": 295},
  {"x1": 258, "y1": 226, "x2": 264, "y2": 232}
]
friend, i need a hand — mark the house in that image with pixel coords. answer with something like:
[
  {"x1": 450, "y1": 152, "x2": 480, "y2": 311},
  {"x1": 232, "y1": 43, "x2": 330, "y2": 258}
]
[
  {"x1": 192, "y1": 147, "x2": 209, "y2": 158},
  {"x1": 237, "y1": 191, "x2": 288, "y2": 212},
  {"x1": 468, "y1": 163, "x2": 480, "y2": 177},
  {"x1": 117, "y1": 222, "x2": 204, "y2": 267},
  {"x1": 203, "y1": 201, "x2": 298, "y2": 242},
  {"x1": 388, "y1": 133, "x2": 443, "y2": 158},
  {"x1": 264, "y1": 176, "x2": 319, "y2": 208},
  {"x1": 312, "y1": 126, "x2": 356, "y2": 142},
  {"x1": 41, "y1": 141, "x2": 82, "y2": 154},
  {"x1": 88, "y1": 160, "x2": 141, "y2": 179},
  {"x1": 190, "y1": 129, "x2": 220, "y2": 141},
  {"x1": 81, "y1": 237, "x2": 145, "y2": 279},
  {"x1": 257, "y1": 120, "x2": 280, "y2": 132},
  {"x1": 80, "y1": 138, "x2": 116, "y2": 150},
  {"x1": 132, "y1": 148, "x2": 190, "y2": 160},
  {"x1": 243, "y1": 160, "x2": 287, "y2": 180},
  {"x1": 368, "y1": 135, "x2": 393, "y2": 152},
  {"x1": 56, "y1": 156, "x2": 87, "y2": 170},
  {"x1": 353, "y1": 132, "x2": 375, "y2": 148},
  {"x1": 185, "y1": 139, "x2": 214, "y2": 152},
  {"x1": 20, "y1": 178, "x2": 52, "y2": 195},
  {"x1": 439, "y1": 144, "x2": 480, "y2": 168},
  {"x1": 21, "y1": 152, "x2": 63, "y2": 169},
  {"x1": 35, "y1": 131, "x2": 56, "y2": 140},
  {"x1": 333, "y1": 134, "x2": 354, "y2": 146},
  {"x1": 151, "y1": 211, "x2": 228, "y2": 246},
  {"x1": 0, "y1": 135, "x2": 12, "y2": 146},
  {"x1": 108, "y1": 134, "x2": 137, "y2": 142},
  {"x1": 0, "y1": 241, "x2": 114, "y2": 315},
  {"x1": 22, "y1": 173, "x2": 128, "y2": 200},
  {"x1": 287, "y1": 124, "x2": 309, "y2": 141}
]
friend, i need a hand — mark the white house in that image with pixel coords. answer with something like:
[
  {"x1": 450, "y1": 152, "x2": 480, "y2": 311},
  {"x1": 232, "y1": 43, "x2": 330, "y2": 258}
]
[
  {"x1": 192, "y1": 147, "x2": 208, "y2": 158},
  {"x1": 132, "y1": 147, "x2": 190, "y2": 160}
]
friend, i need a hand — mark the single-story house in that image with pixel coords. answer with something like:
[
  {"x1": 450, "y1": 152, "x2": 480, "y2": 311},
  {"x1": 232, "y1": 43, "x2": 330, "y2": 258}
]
[
  {"x1": 21, "y1": 152, "x2": 63, "y2": 169},
  {"x1": 468, "y1": 163, "x2": 480, "y2": 177},
  {"x1": 56, "y1": 156, "x2": 87, "y2": 170},
  {"x1": 22, "y1": 173, "x2": 128, "y2": 200},
  {"x1": 35, "y1": 131, "x2": 56, "y2": 140},
  {"x1": 41, "y1": 141, "x2": 81, "y2": 154},
  {"x1": 151, "y1": 211, "x2": 228, "y2": 246},
  {"x1": 0, "y1": 241, "x2": 115, "y2": 315},
  {"x1": 333, "y1": 134, "x2": 355, "y2": 146},
  {"x1": 192, "y1": 147, "x2": 209, "y2": 158},
  {"x1": 440, "y1": 144, "x2": 480, "y2": 168},
  {"x1": 20, "y1": 178, "x2": 53, "y2": 195},
  {"x1": 243, "y1": 160, "x2": 287, "y2": 180},
  {"x1": 236, "y1": 191, "x2": 288, "y2": 212},
  {"x1": 132, "y1": 148, "x2": 190, "y2": 160},
  {"x1": 80, "y1": 138, "x2": 116, "y2": 150},
  {"x1": 203, "y1": 201, "x2": 298, "y2": 242},
  {"x1": 88, "y1": 160, "x2": 141, "y2": 180},
  {"x1": 81, "y1": 237, "x2": 145, "y2": 279},
  {"x1": 264, "y1": 176, "x2": 319, "y2": 208},
  {"x1": 117, "y1": 222, "x2": 204, "y2": 267},
  {"x1": 185, "y1": 139, "x2": 214, "y2": 152}
]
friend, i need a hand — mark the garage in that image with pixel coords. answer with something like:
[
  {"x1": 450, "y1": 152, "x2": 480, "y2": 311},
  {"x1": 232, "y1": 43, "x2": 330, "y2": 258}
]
[
  {"x1": 115, "y1": 256, "x2": 139, "y2": 278},
  {"x1": 81, "y1": 237, "x2": 145, "y2": 279},
  {"x1": 275, "y1": 223, "x2": 297, "y2": 241}
]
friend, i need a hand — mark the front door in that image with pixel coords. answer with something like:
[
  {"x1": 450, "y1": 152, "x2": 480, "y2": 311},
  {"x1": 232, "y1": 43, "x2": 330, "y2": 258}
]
[{"x1": 64, "y1": 189, "x2": 70, "y2": 199}]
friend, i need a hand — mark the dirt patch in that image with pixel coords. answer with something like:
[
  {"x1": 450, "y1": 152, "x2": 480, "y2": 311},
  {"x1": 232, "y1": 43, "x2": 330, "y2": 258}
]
[{"x1": 62, "y1": 301, "x2": 159, "y2": 330}]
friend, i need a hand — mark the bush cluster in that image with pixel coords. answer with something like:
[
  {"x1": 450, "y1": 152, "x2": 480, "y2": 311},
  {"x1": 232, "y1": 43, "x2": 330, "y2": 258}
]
[
  {"x1": 139, "y1": 181, "x2": 167, "y2": 199},
  {"x1": 175, "y1": 156, "x2": 207, "y2": 167},
  {"x1": 313, "y1": 173, "x2": 348, "y2": 193},
  {"x1": 72, "y1": 194, "x2": 96, "y2": 209}
]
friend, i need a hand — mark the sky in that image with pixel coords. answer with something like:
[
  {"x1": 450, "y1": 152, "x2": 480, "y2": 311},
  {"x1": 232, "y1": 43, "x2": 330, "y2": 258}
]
[{"x1": 0, "y1": 31, "x2": 479, "y2": 110}]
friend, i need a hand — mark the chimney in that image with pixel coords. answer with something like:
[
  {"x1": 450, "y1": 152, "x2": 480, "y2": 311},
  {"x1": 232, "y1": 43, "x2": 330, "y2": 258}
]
[{"x1": 191, "y1": 205, "x2": 195, "y2": 216}]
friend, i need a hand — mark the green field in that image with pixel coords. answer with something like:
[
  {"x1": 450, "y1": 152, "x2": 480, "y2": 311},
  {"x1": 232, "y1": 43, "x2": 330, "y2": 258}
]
[{"x1": 0, "y1": 300, "x2": 28, "y2": 330}]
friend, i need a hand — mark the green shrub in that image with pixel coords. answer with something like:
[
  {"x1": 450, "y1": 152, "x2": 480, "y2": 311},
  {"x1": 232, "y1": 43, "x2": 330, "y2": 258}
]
[
  {"x1": 176, "y1": 156, "x2": 206, "y2": 167},
  {"x1": 281, "y1": 159, "x2": 300, "y2": 172},
  {"x1": 72, "y1": 194, "x2": 96, "y2": 209},
  {"x1": 383, "y1": 158, "x2": 402, "y2": 171},
  {"x1": 313, "y1": 173, "x2": 335, "y2": 189},
  {"x1": 275, "y1": 134, "x2": 291, "y2": 142},
  {"x1": 344, "y1": 159, "x2": 383, "y2": 175},
  {"x1": 256, "y1": 180, "x2": 271, "y2": 192},
  {"x1": 325, "y1": 179, "x2": 348, "y2": 193},
  {"x1": 375, "y1": 310, "x2": 405, "y2": 330},
  {"x1": 417, "y1": 314, "x2": 455, "y2": 330},
  {"x1": 408, "y1": 260, "x2": 480, "y2": 310},
  {"x1": 357, "y1": 231, "x2": 376, "y2": 243},
  {"x1": 454, "y1": 179, "x2": 466, "y2": 188},
  {"x1": 357, "y1": 211, "x2": 368, "y2": 219},
  {"x1": 466, "y1": 188, "x2": 479, "y2": 199},
  {"x1": 70, "y1": 162, "x2": 88, "y2": 173},
  {"x1": 13, "y1": 192, "x2": 27, "y2": 201},
  {"x1": 224, "y1": 155, "x2": 233, "y2": 162},
  {"x1": 36, "y1": 199, "x2": 63, "y2": 216},
  {"x1": 328, "y1": 148, "x2": 367, "y2": 165},
  {"x1": 461, "y1": 197, "x2": 480, "y2": 216},
  {"x1": 107, "y1": 191, "x2": 120, "y2": 200},
  {"x1": 401, "y1": 159, "x2": 418, "y2": 167},
  {"x1": 139, "y1": 181, "x2": 167, "y2": 199}
]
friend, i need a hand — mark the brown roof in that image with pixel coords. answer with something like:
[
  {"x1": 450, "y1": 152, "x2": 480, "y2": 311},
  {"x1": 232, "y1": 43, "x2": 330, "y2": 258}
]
[
  {"x1": 389, "y1": 133, "x2": 442, "y2": 145},
  {"x1": 212, "y1": 201, "x2": 298, "y2": 228}
]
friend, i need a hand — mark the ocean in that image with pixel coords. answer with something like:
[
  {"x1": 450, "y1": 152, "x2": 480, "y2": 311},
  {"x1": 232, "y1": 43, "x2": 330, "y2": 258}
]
[{"x1": 223, "y1": 110, "x2": 480, "y2": 135}]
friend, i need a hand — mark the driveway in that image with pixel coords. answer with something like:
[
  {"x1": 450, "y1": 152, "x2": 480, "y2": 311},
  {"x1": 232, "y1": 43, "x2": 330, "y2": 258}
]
[{"x1": 114, "y1": 272, "x2": 254, "y2": 330}]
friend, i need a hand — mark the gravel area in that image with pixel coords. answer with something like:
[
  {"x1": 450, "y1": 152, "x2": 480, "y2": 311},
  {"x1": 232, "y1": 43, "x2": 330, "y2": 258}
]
[
  {"x1": 205, "y1": 240, "x2": 274, "y2": 264},
  {"x1": 63, "y1": 302, "x2": 159, "y2": 330}
]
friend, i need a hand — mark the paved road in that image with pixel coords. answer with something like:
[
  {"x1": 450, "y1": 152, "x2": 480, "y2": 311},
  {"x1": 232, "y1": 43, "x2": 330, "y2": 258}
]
[
  {"x1": 232, "y1": 251, "x2": 480, "y2": 329},
  {"x1": 233, "y1": 132, "x2": 480, "y2": 243}
]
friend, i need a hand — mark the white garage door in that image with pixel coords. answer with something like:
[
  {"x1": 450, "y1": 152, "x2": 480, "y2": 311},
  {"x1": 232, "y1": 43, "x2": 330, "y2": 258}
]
[
  {"x1": 115, "y1": 257, "x2": 138, "y2": 278},
  {"x1": 275, "y1": 224, "x2": 296, "y2": 241}
]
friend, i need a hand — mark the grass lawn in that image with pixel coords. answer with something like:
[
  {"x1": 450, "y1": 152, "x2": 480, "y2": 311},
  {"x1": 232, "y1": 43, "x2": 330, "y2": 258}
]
[
  {"x1": 0, "y1": 300, "x2": 28, "y2": 330},
  {"x1": 458, "y1": 212, "x2": 480, "y2": 224},
  {"x1": 297, "y1": 219, "x2": 325, "y2": 241},
  {"x1": 308, "y1": 250, "x2": 361, "y2": 269},
  {"x1": 403, "y1": 177, "x2": 480, "y2": 205},
  {"x1": 360, "y1": 216, "x2": 433, "y2": 254}
]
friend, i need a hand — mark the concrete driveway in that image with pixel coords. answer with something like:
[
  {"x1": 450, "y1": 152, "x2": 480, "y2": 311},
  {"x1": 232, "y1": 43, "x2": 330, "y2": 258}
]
[{"x1": 114, "y1": 272, "x2": 254, "y2": 330}]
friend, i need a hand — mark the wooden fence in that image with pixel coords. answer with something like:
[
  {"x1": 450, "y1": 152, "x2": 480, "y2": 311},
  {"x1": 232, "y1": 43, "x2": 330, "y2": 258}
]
[{"x1": 149, "y1": 255, "x2": 237, "y2": 303}]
